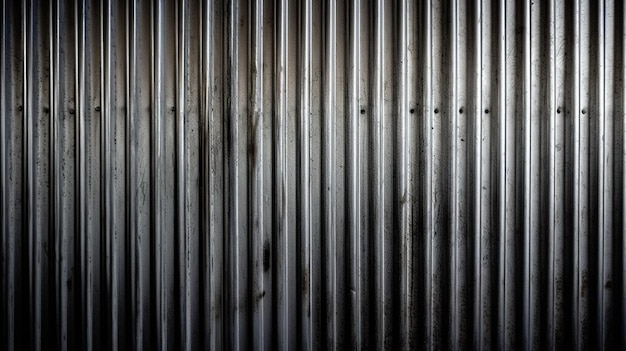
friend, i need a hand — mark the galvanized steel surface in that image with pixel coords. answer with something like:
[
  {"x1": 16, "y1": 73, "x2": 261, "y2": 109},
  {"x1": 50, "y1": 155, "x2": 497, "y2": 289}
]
[{"x1": 1, "y1": 0, "x2": 625, "y2": 349}]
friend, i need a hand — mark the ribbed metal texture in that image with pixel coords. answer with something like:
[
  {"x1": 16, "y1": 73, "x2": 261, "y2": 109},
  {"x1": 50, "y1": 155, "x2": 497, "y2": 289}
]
[{"x1": 1, "y1": 0, "x2": 625, "y2": 350}]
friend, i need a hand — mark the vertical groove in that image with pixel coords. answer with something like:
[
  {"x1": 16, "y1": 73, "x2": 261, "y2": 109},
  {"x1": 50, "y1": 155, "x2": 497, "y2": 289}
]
[
  {"x1": 622, "y1": 2, "x2": 626, "y2": 346},
  {"x1": 200, "y1": 0, "x2": 210, "y2": 346},
  {"x1": 496, "y1": 0, "x2": 507, "y2": 348},
  {"x1": 199, "y1": 0, "x2": 208, "y2": 347},
  {"x1": 0, "y1": 0, "x2": 12, "y2": 349},
  {"x1": 472, "y1": 0, "x2": 483, "y2": 348},
  {"x1": 473, "y1": 1, "x2": 480, "y2": 350}
]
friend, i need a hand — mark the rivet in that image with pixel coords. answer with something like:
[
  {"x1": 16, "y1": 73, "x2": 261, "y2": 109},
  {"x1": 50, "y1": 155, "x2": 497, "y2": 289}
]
[
  {"x1": 484, "y1": 109, "x2": 489, "y2": 114},
  {"x1": 434, "y1": 108, "x2": 439, "y2": 114},
  {"x1": 95, "y1": 106, "x2": 101, "y2": 112},
  {"x1": 69, "y1": 109, "x2": 75, "y2": 115},
  {"x1": 581, "y1": 109, "x2": 586, "y2": 114},
  {"x1": 459, "y1": 108, "x2": 464, "y2": 114},
  {"x1": 410, "y1": 108, "x2": 415, "y2": 114},
  {"x1": 360, "y1": 109, "x2": 365, "y2": 115},
  {"x1": 17, "y1": 106, "x2": 23, "y2": 111},
  {"x1": 557, "y1": 108, "x2": 561, "y2": 114}
]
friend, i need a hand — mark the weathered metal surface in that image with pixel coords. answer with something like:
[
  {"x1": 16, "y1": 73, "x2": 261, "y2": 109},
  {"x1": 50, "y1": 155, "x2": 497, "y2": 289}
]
[{"x1": 1, "y1": 0, "x2": 625, "y2": 349}]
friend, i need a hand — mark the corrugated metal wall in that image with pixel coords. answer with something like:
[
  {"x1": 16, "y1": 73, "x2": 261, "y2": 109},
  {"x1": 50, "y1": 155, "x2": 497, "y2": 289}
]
[{"x1": 1, "y1": 0, "x2": 625, "y2": 349}]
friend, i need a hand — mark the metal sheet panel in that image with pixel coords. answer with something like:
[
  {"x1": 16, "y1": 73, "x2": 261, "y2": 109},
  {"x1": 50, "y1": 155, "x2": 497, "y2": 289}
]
[{"x1": 1, "y1": 0, "x2": 625, "y2": 349}]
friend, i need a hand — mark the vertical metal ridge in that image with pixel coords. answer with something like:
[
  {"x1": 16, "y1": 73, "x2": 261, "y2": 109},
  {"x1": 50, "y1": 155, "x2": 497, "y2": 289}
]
[
  {"x1": 572, "y1": 0, "x2": 582, "y2": 348},
  {"x1": 49, "y1": 0, "x2": 65, "y2": 348},
  {"x1": 424, "y1": 0, "x2": 434, "y2": 347},
  {"x1": 100, "y1": 0, "x2": 116, "y2": 346},
  {"x1": 74, "y1": 0, "x2": 90, "y2": 348},
  {"x1": 449, "y1": 0, "x2": 460, "y2": 346},
  {"x1": 250, "y1": 0, "x2": 270, "y2": 348},
  {"x1": 23, "y1": 0, "x2": 39, "y2": 348},
  {"x1": 578, "y1": 0, "x2": 591, "y2": 346},
  {"x1": 300, "y1": 0, "x2": 313, "y2": 347},
  {"x1": 522, "y1": 0, "x2": 532, "y2": 348},
  {"x1": 547, "y1": 0, "x2": 557, "y2": 347},
  {"x1": 175, "y1": 0, "x2": 189, "y2": 349},
  {"x1": 373, "y1": 0, "x2": 386, "y2": 348},
  {"x1": 199, "y1": 1, "x2": 209, "y2": 348},
  {"x1": 596, "y1": 0, "x2": 608, "y2": 348},
  {"x1": 206, "y1": 0, "x2": 225, "y2": 347},
  {"x1": 274, "y1": 0, "x2": 292, "y2": 348},
  {"x1": 226, "y1": 0, "x2": 248, "y2": 347},
  {"x1": 398, "y1": 0, "x2": 411, "y2": 348},
  {"x1": 347, "y1": 0, "x2": 362, "y2": 347},
  {"x1": 125, "y1": 0, "x2": 140, "y2": 347},
  {"x1": 471, "y1": 0, "x2": 482, "y2": 347},
  {"x1": 529, "y1": 0, "x2": 538, "y2": 347},
  {"x1": 553, "y1": 0, "x2": 568, "y2": 346},
  {"x1": 226, "y1": 0, "x2": 238, "y2": 343},
  {"x1": 150, "y1": 0, "x2": 166, "y2": 348},
  {"x1": 429, "y1": 0, "x2": 444, "y2": 346},
  {"x1": 200, "y1": 0, "x2": 224, "y2": 348},
  {"x1": 322, "y1": 0, "x2": 337, "y2": 348}
]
